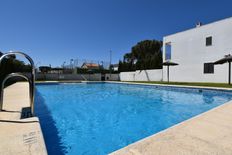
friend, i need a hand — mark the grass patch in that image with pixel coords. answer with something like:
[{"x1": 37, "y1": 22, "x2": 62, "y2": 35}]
[{"x1": 126, "y1": 81, "x2": 232, "y2": 88}]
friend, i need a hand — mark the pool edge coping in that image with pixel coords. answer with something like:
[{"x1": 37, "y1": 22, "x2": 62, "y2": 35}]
[
  {"x1": 105, "y1": 81, "x2": 232, "y2": 91},
  {"x1": 36, "y1": 80, "x2": 232, "y2": 91},
  {"x1": 0, "y1": 82, "x2": 48, "y2": 155}
]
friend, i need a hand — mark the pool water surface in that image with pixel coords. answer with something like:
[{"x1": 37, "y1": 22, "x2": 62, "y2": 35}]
[{"x1": 35, "y1": 83, "x2": 232, "y2": 155}]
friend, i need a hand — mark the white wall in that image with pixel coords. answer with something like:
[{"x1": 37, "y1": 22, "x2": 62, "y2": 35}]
[
  {"x1": 105, "y1": 74, "x2": 120, "y2": 81},
  {"x1": 120, "y1": 71, "x2": 135, "y2": 81},
  {"x1": 120, "y1": 69, "x2": 162, "y2": 81},
  {"x1": 163, "y1": 17, "x2": 232, "y2": 83}
]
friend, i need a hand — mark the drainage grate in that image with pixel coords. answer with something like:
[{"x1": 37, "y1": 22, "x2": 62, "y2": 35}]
[{"x1": 21, "y1": 107, "x2": 32, "y2": 119}]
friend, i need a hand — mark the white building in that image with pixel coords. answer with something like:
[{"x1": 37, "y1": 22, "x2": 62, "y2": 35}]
[
  {"x1": 163, "y1": 17, "x2": 232, "y2": 83},
  {"x1": 112, "y1": 64, "x2": 119, "y2": 71}
]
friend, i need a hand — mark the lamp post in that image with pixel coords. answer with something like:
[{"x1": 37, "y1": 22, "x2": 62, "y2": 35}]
[
  {"x1": 62, "y1": 61, "x2": 66, "y2": 69},
  {"x1": 109, "y1": 50, "x2": 112, "y2": 78},
  {"x1": 35, "y1": 62, "x2": 41, "y2": 73},
  {"x1": 70, "y1": 59, "x2": 74, "y2": 69}
]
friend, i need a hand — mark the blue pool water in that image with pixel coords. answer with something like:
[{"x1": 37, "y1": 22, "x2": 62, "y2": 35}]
[{"x1": 35, "y1": 83, "x2": 232, "y2": 155}]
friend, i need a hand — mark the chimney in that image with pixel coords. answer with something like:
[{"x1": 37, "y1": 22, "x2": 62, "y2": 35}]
[{"x1": 196, "y1": 22, "x2": 202, "y2": 28}]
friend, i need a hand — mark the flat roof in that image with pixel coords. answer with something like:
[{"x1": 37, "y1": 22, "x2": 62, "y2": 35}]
[{"x1": 164, "y1": 16, "x2": 232, "y2": 38}]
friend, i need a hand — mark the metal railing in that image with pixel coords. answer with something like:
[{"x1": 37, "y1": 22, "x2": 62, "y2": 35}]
[{"x1": 0, "y1": 51, "x2": 35, "y2": 116}]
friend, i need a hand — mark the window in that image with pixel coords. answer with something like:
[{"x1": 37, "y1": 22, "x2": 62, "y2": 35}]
[
  {"x1": 165, "y1": 43, "x2": 171, "y2": 60},
  {"x1": 206, "y1": 36, "x2": 212, "y2": 46},
  {"x1": 204, "y1": 63, "x2": 214, "y2": 74}
]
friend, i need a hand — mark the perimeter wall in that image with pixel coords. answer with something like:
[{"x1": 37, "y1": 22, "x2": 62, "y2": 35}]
[
  {"x1": 36, "y1": 73, "x2": 101, "y2": 81},
  {"x1": 119, "y1": 69, "x2": 163, "y2": 81},
  {"x1": 36, "y1": 73, "x2": 120, "y2": 81}
]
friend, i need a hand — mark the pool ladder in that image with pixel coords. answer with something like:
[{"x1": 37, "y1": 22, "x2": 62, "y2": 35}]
[{"x1": 0, "y1": 51, "x2": 35, "y2": 116}]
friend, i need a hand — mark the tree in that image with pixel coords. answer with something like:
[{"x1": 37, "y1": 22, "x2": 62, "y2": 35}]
[
  {"x1": 118, "y1": 39, "x2": 163, "y2": 72},
  {"x1": 132, "y1": 40, "x2": 162, "y2": 70}
]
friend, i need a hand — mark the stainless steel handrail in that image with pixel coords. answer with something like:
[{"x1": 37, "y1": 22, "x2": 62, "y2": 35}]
[
  {"x1": 0, "y1": 73, "x2": 32, "y2": 112},
  {"x1": 0, "y1": 52, "x2": 35, "y2": 115}
]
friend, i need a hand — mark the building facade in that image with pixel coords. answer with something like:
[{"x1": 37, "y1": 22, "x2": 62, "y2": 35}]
[
  {"x1": 112, "y1": 64, "x2": 119, "y2": 71},
  {"x1": 163, "y1": 17, "x2": 232, "y2": 83}
]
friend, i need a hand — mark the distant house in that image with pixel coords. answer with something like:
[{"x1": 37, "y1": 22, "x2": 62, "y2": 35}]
[
  {"x1": 112, "y1": 64, "x2": 119, "y2": 71},
  {"x1": 81, "y1": 63, "x2": 100, "y2": 70}
]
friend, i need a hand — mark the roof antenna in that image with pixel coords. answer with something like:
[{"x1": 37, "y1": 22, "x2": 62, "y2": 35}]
[{"x1": 196, "y1": 22, "x2": 202, "y2": 28}]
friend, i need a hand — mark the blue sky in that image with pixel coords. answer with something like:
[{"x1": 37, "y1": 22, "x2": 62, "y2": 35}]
[{"x1": 0, "y1": 0, "x2": 231, "y2": 67}]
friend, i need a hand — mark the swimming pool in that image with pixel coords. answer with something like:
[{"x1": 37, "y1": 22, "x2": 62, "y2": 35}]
[{"x1": 35, "y1": 83, "x2": 232, "y2": 155}]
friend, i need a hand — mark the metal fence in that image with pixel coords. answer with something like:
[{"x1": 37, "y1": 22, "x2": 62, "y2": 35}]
[{"x1": 62, "y1": 58, "x2": 110, "y2": 70}]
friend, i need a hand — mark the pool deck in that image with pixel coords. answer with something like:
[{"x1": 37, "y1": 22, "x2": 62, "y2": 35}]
[
  {"x1": 0, "y1": 82, "x2": 47, "y2": 155},
  {"x1": 110, "y1": 82, "x2": 232, "y2": 155}
]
